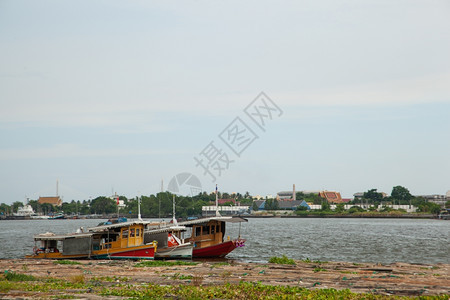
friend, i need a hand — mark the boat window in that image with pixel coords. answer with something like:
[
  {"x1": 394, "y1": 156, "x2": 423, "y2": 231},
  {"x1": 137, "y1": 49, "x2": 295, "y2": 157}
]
[
  {"x1": 195, "y1": 226, "x2": 202, "y2": 237},
  {"x1": 122, "y1": 230, "x2": 128, "y2": 239},
  {"x1": 136, "y1": 228, "x2": 140, "y2": 236},
  {"x1": 211, "y1": 225, "x2": 215, "y2": 234},
  {"x1": 130, "y1": 228, "x2": 135, "y2": 237},
  {"x1": 202, "y1": 225, "x2": 210, "y2": 235}
]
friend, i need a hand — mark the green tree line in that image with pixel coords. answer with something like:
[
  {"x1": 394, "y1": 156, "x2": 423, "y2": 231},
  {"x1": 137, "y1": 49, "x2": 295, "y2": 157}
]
[{"x1": 0, "y1": 191, "x2": 255, "y2": 218}]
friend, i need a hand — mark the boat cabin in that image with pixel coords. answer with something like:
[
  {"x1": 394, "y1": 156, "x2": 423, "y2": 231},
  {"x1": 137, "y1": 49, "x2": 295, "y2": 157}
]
[
  {"x1": 88, "y1": 222, "x2": 147, "y2": 251},
  {"x1": 30, "y1": 232, "x2": 94, "y2": 259},
  {"x1": 189, "y1": 219, "x2": 226, "y2": 249}
]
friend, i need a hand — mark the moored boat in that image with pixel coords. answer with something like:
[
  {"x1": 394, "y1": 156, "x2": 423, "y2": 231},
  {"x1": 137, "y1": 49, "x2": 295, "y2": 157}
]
[
  {"x1": 26, "y1": 220, "x2": 157, "y2": 260},
  {"x1": 145, "y1": 224, "x2": 193, "y2": 259},
  {"x1": 176, "y1": 216, "x2": 247, "y2": 258}
]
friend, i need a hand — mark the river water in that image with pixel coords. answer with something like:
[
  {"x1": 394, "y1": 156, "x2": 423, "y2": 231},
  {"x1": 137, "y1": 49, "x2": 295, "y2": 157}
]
[{"x1": 1, "y1": 218, "x2": 448, "y2": 264}]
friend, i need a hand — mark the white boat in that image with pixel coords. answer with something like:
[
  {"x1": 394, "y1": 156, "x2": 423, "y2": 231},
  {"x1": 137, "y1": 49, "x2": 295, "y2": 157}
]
[
  {"x1": 145, "y1": 226, "x2": 193, "y2": 259},
  {"x1": 144, "y1": 195, "x2": 193, "y2": 259},
  {"x1": 13, "y1": 205, "x2": 36, "y2": 217}
]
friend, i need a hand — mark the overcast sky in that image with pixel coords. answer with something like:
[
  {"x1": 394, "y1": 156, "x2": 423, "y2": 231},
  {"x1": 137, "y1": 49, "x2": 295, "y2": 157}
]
[{"x1": 1, "y1": 0, "x2": 449, "y2": 204}]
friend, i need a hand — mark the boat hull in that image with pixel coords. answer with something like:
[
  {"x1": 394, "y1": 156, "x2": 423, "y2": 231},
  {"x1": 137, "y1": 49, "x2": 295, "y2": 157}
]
[
  {"x1": 155, "y1": 243, "x2": 193, "y2": 259},
  {"x1": 193, "y1": 239, "x2": 245, "y2": 258},
  {"x1": 25, "y1": 253, "x2": 89, "y2": 259},
  {"x1": 92, "y1": 245, "x2": 156, "y2": 260}
]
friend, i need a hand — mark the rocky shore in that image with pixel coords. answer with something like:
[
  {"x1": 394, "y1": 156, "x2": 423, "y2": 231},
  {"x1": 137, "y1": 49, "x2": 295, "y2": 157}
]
[{"x1": 0, "y1": 258, "x2": 448, "y2": 299}]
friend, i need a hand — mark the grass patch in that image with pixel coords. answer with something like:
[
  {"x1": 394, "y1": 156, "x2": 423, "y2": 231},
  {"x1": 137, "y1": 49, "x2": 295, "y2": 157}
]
[
  {"x1": 3, "y1": 270, "x2": 36, "y2": 282},
  {"x1": 100, "y1": 281, "x2": 437, "y2": 299},
  {"x1": 91, "y1": 276, "x2": 130, "y2": 282},
  {"x1": 54, "y1": 260, "x2": 82, "y2": 265},
  {"x1": 134, "y1": 260, "x2": 198, "y2": 267},
  {"x1": 172, "y1": 273, "x2": 193, "y2": 280},
  {"x1": 1, "y1": 276, "x2": 447, "y2": 299},
  {"x1": 268, "y1": 255, "x2": 295, "y2": 265},
  {"x1": 314, "y1": 267, "x2": 327, "y2": 273}
]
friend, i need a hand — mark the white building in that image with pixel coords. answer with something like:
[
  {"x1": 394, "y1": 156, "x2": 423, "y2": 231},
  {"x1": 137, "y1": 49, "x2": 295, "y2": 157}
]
[{"x1": 202, "y1": 205, "x2": 249, "y2": 216}]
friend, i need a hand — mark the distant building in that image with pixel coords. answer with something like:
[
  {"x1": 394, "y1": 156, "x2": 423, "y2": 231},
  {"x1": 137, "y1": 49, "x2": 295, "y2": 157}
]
[
  {"x1": 353, "y1": 192, "x2": 364, "y2": 200},
  {"x1": 38, "y1": 196, "x2": 63, "y2": 207},
  {"x1": 419, "y1": 194, "x2": 447, "y2": 207},
  {"x1": 252, "y1": 200, "x2": 265, "y2": 210},
  {"x1": 202, "y1": 205, "x2": 249, "y2": 216},
  {"x1": 319, "y1": 191, "x2": 344, "y2": 204},
  {"x1": 276, "y1": 191, "x2": 294, "y2": 200},
  {"x1": 216, "y1": 199, "x2": 237, "y2": 205},
  {"x1": 277, "y1": 200, "x2": 303, "y2": 210}
]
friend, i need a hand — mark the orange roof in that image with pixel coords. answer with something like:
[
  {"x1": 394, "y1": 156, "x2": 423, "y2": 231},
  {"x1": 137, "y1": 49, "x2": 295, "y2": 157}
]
[
  {"x1": 319, "y1": 191, "x2": 344, "y2": 203},
  {"x1": 38, "y1": 196, "x2": 63, "y2": 206}
]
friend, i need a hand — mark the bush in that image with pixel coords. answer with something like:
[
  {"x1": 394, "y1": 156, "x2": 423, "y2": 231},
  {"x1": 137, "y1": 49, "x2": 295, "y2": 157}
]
[
  {"x1": 269, "y1": 255, "x2": 295, "y2": 265},
  {"x1": 4, "y1": 270, "x2": 36, "y2": 282}
]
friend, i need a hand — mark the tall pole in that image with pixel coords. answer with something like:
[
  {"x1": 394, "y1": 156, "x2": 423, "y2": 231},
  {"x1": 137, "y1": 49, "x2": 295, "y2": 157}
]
[
  {"x1": 172, "y1": 194, "x2": 177, "y2": 225},
  {"x1": 138, "y1": 194, "x2": 142, "y2": 221},
  {"x1": 215, "y1": 184, "x2": 220, "y2": 217}
]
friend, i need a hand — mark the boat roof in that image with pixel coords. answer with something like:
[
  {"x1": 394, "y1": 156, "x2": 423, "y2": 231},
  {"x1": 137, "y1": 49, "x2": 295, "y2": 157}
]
[
  {"x1": 87, "y1": 220, "x2": 150, "y2": 232},
  {"x1": 34, "y1": 232, "x2": 94, "y2": 241},
  {"x1": 145, "y1": 225, "x2": 187, "y2": 235},
  {"x1": 178, "y1": 216, "x2": 248, "y2": 227}
]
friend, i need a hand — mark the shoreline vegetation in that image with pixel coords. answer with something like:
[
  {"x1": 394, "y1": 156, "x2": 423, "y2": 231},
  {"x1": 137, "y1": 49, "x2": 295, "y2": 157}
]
[
  {"x1": 0, "y1": 258, "x2": 448, "y2": 299},
  {"x1": 2, "y1": 185, "x2": 448, "y2": 221}
]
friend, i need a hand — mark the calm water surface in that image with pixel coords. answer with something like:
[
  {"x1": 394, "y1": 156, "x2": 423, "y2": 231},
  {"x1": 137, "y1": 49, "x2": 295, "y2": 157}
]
[{"x1": 1, "y1": 218, "x2": 448, "y2": 264}]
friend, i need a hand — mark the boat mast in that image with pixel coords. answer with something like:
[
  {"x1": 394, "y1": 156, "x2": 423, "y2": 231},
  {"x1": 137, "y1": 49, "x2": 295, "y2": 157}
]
[
  {"x1": 215, "y1": 184, "x2": 221, "y2": 217},
  {"x1": 138, "y1": 193, "x2": 142, "y2": 221},
  {"x1": 172, "y1": 194, "x2": 177, "y2": 225}
]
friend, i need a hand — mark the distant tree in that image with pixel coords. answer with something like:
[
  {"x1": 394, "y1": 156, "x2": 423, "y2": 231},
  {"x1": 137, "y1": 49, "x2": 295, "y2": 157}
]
[
  {"x1": 90, "y1": 196, "x2": 116, "y2": 215},
  {"x1": 391, "y1": 186, "x2": 413, "y2": 202},
  {"x1": 0, "y1": 203, "x2": 11, "y2": 215},
  {"x1": 296, "y1": 205, "x2": 308, "y2": 211},
  {"x1": 321, "y1": 201, "x2": 331, "y2": 211},
  {"x1": 239, "y1": 198, "x2": 253, "y2": 206},
  {"x1": 244, "y1": 191, "x2": 251, "y2": 198},
  {"x1": 295, "y1": 192, "x2": 305, "y2": 200},
  {"x1": 348, "y1": 206, "x2": 365, "y2": 214},
  {"x1": 335, "y1": 203, "x2": 346, "y2": 213},
  {"x1": 363, "y1": 189, "x2": 383, "y2": 203},
  {"x1": 445, "y1": 200, "x2": 450, "y2": 209},
  {"x1": 264, "y1": 199, "x2": 279, "y2": 210},
  {"x1": 252, "y1": 201, "x2": 259, "y2": 211},
  {"x1": 11, "y1": 201, "x2": 23, "y2": 213},
  {"x1": 417, "y1": 202, "x2": 441, "y2": 215},
  {"x1": 302, "y1": 193, "x2": 322, "y2": 204}
]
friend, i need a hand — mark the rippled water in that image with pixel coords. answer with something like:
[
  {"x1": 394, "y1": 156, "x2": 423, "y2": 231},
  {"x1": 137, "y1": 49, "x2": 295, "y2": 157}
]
[
  {"x1": 1, "y1": 218, "x2": 448, "y2": 264},
  {"x1": 225, "y1": 218, "x2": 450, "y2": 264}
]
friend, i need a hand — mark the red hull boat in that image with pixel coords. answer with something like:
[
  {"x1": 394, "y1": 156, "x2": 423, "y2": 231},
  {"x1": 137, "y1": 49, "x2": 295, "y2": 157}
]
[
  {"x1": 176, "y1": 216, "x2": 247, "y2": 258},
  {"x1": 193, "y1": 239, "x2": 246, "y2": 258}
]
